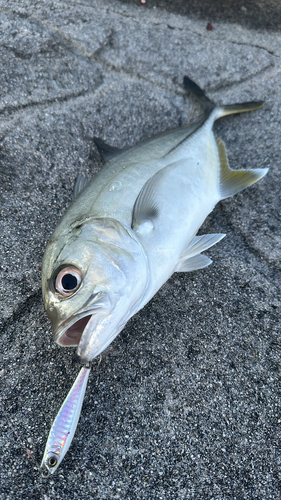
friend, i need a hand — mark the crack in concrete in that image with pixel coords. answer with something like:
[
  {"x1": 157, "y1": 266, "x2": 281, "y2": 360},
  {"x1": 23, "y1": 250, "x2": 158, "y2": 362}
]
[
  {"x1": 203, "y1": 62, "x2": 275, "y2": 94},
  {"x1": 0, "y1": 87, "x2": 98, "y2": 118},
  {"x1": 213, "y1": 37, "x2": 273, "y2": 62},
  {"x1": 66, "y1": 0, "x2": 281, "y2": 60},
  {"x1": 0, "y1": 4, "x2": 278, "y2": 119},
  {"x1": 5, "y1": 0, "x2": 281, "y2": 61}
]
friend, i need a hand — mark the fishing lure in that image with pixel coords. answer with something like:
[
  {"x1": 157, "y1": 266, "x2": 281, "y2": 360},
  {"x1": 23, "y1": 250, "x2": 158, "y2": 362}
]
[{"x1": 41, "y1": 366, "x2": 90, "y2": 474}]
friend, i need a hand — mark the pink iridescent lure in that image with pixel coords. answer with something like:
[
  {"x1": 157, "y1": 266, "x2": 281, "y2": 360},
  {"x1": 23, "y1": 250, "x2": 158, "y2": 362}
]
[{"x1": 41, "y1": 366, "x2": 90, "y2": 474}]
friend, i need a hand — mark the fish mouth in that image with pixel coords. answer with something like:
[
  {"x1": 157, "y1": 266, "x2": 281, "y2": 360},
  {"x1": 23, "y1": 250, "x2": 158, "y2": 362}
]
[
  {"x1": 54, "y1": 291, "x2": 124, "y2": 362},
  {"x1": 56, "y1": 299, "x2": 129, "y2": 363},
  {"x1": 54, "y1": 292, "x2": 109, "y2": 347},
  {"x1": 57, "y1": 315, "x2": 92, "y2": 346}
]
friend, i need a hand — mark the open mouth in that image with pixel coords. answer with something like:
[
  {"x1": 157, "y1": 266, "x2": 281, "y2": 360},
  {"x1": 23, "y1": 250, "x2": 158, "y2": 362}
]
[{"x1": 58, "y1": 315, "x2": 92, "y2": 346}]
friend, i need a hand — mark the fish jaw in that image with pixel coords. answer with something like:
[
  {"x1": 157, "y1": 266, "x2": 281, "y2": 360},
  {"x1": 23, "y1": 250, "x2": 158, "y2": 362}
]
[
  {"x1": 75, "y1": 299, "x2": 130, "y2": 363},
  {"x1": 54, "y1": 292, "x2": 111, "y2": 347},
  {"x1": 57, "y1": 315, "x2": 92, "y2": 346},
  {"x1": 52, "y1": 264, "x2": 148, "y2": 360},
  {"x1": 74, "y1": 261, "x2": 150, "y2": 363}
]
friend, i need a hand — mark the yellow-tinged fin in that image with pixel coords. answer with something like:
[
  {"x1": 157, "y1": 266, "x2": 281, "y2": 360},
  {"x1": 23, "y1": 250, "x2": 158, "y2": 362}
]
[
  {"x1": 217, "y1": 137, "x2": 269, "y2": 199},
  {"x1": 215, "y1": 101, "x2": 265, "y2": 120}
]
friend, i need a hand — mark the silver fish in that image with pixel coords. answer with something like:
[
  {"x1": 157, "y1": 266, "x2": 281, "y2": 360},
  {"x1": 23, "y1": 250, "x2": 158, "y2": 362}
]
[
  {"x1": 41, "y1": 366, "x2": 90, "y2": 473},
  {"x1": 42, "y1": 76, "x2": 268, "y2": 363}
]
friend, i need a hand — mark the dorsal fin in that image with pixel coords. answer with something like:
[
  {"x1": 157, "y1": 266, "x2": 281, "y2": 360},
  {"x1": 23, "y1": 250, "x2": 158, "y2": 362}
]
[
  {"x1": 94, "y1": 137, "x2": 123, "y2": 162},
  {"x1": 72, "y1": 174, "x2": 90, "y2": 200},
  {"x1": 217, "y1": 137, "x2": 269, "y2": 199}
]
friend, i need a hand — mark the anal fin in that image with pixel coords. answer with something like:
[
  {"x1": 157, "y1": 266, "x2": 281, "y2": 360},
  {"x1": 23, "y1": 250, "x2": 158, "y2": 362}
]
[
  {"x1": 175, "y1": 233, "x2": 225, "y2": 272},
  {"x1": 175, "y1": 254, "x2": 212, "y2": 272},
  {"x1": 217, "y1": 137, "x2": 268, "y2": 199},
  {"x1": 182, "y1": 233, "x2": 225, "y2": 259}
]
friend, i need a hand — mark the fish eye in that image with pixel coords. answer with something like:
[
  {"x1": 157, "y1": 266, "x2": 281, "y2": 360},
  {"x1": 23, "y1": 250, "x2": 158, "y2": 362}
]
[
  {"x1": 55, "y1": 266, "x2": 82, "y2": 297},
  {"x1": 48, "y1": 456, "x2": 57, "y2": 467}
]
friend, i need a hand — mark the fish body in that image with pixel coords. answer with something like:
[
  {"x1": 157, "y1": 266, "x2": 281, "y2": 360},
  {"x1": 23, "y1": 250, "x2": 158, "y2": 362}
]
[
  {"x1": 41, "y1": 366, "x2": 90, "y2": 473},
  {"x1": 42, "y1": 76, "x2": 268, "y2": 363}
]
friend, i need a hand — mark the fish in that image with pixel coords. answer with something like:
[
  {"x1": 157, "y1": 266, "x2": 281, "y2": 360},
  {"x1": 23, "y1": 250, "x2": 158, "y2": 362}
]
[
  {"x1": 41, "y1": 76, "x2": 268, "y2": 364},
  {"x1": 41, "y1": 366, "x2": 91, "y2": 474}
]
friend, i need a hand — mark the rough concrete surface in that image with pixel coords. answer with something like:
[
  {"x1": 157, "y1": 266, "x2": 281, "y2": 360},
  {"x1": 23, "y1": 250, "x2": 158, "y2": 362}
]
[{"x1": 0, "y1": 1, "x2": 280, "y2": 499}]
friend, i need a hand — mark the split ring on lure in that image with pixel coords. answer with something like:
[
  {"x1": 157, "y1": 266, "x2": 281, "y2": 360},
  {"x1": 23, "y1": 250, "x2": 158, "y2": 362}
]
[{"x1": 41, "y1": 366, "x2": 91, "y2": 474}]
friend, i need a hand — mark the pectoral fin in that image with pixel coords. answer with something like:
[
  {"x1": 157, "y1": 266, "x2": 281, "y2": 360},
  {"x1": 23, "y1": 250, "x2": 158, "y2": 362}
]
[
  {"x1": 131, "y1": 176, "x2": 159, "y2": 231},
  {"x1": 217, "y1": 137, "x2": 269, "y2": 199},
  {"x1": 132, "y1": 164, "x2": 179, "y2": 231}
]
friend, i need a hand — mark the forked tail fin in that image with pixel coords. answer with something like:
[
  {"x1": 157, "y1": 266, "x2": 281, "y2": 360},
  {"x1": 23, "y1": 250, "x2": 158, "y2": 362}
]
[
  {"x1": 215, "y1": 101, "x2": 265, "y2": 120},
  {"x1": 217, "y1": 137, "x2": 268, "y2": 199},
  {"x1": 183, "y1": 76, "x2": 268, "y2": 196},
  {"x1": 183, "y1": 75, "x2": 265, "y2": 120}
]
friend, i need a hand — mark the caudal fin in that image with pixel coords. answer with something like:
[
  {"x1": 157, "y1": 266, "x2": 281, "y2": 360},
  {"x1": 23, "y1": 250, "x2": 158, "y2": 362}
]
[
  {"x1": 183, "y1": 76, "x2": 268, "y2": 195},
  {"x1": 183, "y1": 75, "x2": 265, "y2": 120},
  {"x1": 215, "y1": 101, "x2": 265, "y2": 120},
  {"x1": 217, "y1": 137, "x2": 268, "y2": 199}
]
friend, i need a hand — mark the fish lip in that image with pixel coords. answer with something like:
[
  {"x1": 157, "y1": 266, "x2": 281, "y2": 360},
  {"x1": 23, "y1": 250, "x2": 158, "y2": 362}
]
[{"x1": 54, "y1": 292, "x2": 107, "y2": 345}]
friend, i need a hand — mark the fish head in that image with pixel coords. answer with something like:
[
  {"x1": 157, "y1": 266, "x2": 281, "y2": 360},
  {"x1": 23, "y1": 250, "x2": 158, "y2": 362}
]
[{"x1": 42, "y1": 218, "x2": 148, "y2": 362}]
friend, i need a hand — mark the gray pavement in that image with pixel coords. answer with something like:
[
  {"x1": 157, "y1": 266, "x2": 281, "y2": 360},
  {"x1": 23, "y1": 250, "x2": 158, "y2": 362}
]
[{"x1": 0, "y1": 1, "x2": 280, "y2": 498}]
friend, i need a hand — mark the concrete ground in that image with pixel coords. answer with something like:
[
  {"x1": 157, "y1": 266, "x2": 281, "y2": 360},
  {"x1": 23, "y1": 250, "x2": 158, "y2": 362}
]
[{"x1": 0, "y1": 1, "x2": 280, "y2": 498}]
